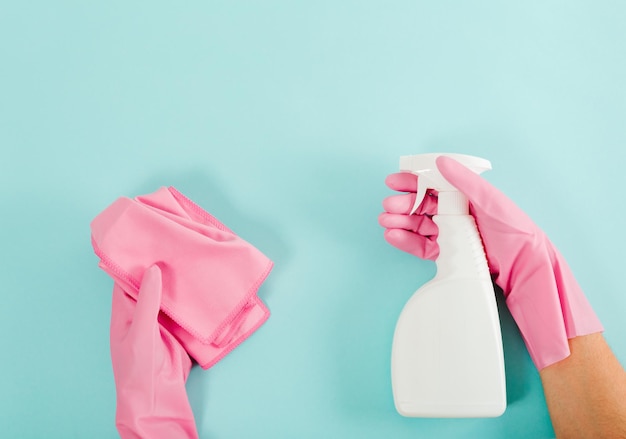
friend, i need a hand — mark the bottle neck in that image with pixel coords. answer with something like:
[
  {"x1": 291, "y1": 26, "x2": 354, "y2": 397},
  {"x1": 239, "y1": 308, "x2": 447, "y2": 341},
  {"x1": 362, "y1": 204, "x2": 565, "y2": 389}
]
[
  {"x1": 437, "y1": 191, "x2": 469, "y2": 215},
  {"x1": 433, "y1": 215, "x2": 491, "y2": 281}
]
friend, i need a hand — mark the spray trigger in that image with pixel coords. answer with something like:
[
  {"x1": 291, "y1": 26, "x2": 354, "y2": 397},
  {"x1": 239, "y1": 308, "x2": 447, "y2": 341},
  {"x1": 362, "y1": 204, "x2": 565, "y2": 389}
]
[
  {"x1": 400, "y1": 153, "x2": 491, "y2": 216},
  {"x1": 410, "y1": 175, "x2": 429, "y2": 215}
]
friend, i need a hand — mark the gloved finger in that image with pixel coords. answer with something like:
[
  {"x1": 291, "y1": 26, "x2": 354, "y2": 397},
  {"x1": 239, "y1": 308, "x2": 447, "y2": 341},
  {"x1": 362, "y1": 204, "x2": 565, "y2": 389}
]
[
  {"x1": 384, "y1": 228, "x2": 439, "y2": 260},
  {"x1": 110, "y1": 283, "x2": 136, "y2": 342},
  {"x1": 128, "y1": 264, "x2": 163, "y2": 340},
  {"x1": 383, "y1": 193, "x2": 416, "y2": 214},
  {"x1": 378, "y1": 212, "x2": 438, "y2": 236},
  {"x1": 436, "y1": 156, "x2": 532, "y2": 230},
  {"x1": 382, "y1": 192, "x2": 438, "y2": 216},
  {"x1": 385, "y1": 172, "x2": 418, "y2": 192}
]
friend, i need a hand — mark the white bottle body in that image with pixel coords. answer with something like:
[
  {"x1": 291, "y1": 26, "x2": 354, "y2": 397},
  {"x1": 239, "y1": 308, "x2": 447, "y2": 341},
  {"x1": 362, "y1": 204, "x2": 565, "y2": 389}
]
[{"x1": 391, "y1": 214, "x2": 506, "y2": 417}]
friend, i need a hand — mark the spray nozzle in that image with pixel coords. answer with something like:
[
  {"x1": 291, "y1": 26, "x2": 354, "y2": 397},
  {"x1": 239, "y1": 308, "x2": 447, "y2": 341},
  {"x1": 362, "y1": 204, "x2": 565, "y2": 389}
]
[{"x1": 399, "y1": 153, "x2": 491, "y2": 215}]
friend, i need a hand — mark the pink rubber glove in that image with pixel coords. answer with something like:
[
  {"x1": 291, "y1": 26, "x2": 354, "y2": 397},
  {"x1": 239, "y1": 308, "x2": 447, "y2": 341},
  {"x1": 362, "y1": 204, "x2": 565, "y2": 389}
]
[
  {"x1": 379, "y1": 156, "x2": 603, "y2": 370},
  {"x1": 110, "y1": 265, "x2": 199, "y2": 439}
]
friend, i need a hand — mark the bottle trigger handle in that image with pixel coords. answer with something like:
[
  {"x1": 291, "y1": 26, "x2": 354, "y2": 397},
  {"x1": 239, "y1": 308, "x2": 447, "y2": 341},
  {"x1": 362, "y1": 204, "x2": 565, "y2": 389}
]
[{"x1": 410, "y1": 175, "x2": 429, "y2": 215}]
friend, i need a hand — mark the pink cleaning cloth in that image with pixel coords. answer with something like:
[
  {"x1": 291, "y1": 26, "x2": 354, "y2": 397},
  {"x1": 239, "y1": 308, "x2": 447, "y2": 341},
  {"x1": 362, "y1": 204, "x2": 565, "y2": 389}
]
[{"x1": 91, "y1": 186, "x2": 273, "y2": 369}]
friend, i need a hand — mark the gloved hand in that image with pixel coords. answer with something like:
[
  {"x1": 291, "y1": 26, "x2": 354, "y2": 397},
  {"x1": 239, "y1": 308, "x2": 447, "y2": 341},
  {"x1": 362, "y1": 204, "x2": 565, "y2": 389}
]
[
  {"x1": 110, "y1": 265, "x2": 199, "y2": 439},
  {"x1": 379, "y1": 155, "x2": 603, "y2": 370}
]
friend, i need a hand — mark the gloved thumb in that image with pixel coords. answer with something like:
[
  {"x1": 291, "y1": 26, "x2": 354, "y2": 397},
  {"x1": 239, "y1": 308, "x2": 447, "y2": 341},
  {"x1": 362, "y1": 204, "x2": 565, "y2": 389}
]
[
  {"x1": 435, "y1": 155, "x2": 495, "y2": 209},
  {"x1": 436, "y1": 155, "x2": 532, "y2": 230},
  {"x1": 128, "y1": 264, "x2": 163, "y2": 338}
]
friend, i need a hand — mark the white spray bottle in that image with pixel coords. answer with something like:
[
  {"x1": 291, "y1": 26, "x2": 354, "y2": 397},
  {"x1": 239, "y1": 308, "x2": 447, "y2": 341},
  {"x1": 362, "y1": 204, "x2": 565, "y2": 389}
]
[{"x1": 391, "y1": 153, "x2": 506, "y2": 418}]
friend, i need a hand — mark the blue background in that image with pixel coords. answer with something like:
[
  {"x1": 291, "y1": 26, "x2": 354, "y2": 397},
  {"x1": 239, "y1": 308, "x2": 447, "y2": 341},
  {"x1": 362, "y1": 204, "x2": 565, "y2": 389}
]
[{"x1": 1, "y1": 2, "x2": 625, "y2": 438}]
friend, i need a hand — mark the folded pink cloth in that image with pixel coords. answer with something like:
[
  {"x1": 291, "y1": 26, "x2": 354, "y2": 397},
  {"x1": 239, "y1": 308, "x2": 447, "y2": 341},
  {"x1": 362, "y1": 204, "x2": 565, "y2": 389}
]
[{"x1": 91, "y1": 186, "x2": 273, "y2": 369}]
